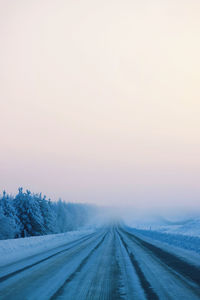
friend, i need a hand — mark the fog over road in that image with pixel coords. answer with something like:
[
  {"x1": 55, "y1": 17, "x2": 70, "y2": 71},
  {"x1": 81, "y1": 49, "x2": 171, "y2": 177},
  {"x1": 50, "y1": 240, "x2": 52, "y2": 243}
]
[{"x1": 0, "y1": 226, "x2": 199, "y2": 300}]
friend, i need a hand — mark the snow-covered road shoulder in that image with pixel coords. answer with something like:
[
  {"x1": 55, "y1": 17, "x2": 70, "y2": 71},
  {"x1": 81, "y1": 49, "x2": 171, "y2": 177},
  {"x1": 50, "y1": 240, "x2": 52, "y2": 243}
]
[
  {"x1": 124, "y1": 226, "x2": 200, "y2": 268},
  {"x1": 0, "y1": 229, "x2": 94, "y2": 267}
]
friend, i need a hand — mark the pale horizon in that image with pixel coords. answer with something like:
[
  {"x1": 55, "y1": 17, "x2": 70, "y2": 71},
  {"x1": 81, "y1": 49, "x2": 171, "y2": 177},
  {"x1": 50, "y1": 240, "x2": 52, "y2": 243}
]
[{"x1": 0, "y1": 0, "x2": 200, "y2": 211}]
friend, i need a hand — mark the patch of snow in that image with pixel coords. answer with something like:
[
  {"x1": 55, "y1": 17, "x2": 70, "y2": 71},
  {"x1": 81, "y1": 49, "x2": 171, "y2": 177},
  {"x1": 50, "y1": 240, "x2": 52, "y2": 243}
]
[{"x1": 0, "y1": 229, "x2": 94, "y2": 267}]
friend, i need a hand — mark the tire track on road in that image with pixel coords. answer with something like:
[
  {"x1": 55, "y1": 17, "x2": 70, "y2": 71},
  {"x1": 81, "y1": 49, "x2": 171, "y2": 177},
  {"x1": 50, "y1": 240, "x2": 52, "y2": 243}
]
[
  {"x1": 121, "y1": 228, "x2": 200, "y2": 287},
  {"x1": 51, "y1": 232, "x2": 108, "y2": 299},
  {"x1": 52, "y1": 228, "x2": 123, "y2": 300},
  {"x1": 118, "y1": 227, "x2": 200, "y2": 299},
  {"x1": 117, "y1": 230, "x2": 159, "y2": 300}
]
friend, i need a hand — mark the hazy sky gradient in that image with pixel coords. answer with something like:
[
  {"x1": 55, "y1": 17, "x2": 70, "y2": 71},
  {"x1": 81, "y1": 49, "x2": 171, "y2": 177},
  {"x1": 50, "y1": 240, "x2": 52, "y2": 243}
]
[{"x1": 0, "y1": 0, "x2": 200, "y2": 210}]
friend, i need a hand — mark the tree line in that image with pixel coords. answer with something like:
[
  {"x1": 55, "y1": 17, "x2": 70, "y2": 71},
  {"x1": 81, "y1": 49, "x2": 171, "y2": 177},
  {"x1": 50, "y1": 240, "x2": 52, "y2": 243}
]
[{"x1": 0, "y1": 188, "x2": 95, "y2": 239}]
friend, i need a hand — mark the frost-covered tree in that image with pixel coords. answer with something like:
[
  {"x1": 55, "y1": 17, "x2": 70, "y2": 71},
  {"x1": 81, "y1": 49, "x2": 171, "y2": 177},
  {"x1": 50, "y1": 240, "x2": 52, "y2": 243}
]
[
  {"x1": 55, "y1": 199, "x2": 71, "y2": 232},
  {"x1": 14, "y1": 188, "x2": 44, "y2": 237},
  {"x1": 0, "y1": 188, "x2": 96, "y2": 240},
  {"x1": 0, "y1": 191, "x2": 20, "y2": 238},
  {"x1": 0, "y1": 206, "x2": 17, "y2": 239},
  {"x1": 38, "y1": 195, "x2": 57, "y2": 234}
]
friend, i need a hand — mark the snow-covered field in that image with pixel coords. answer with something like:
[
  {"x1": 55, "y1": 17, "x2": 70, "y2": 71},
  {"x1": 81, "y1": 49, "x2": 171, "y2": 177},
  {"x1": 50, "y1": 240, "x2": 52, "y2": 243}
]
[
  {"x1": 125, "y1": 215, "x2": 200, "y2": 237},
  {"x1": 155, "y1": 217, "x2": 200, "y2": 237}
]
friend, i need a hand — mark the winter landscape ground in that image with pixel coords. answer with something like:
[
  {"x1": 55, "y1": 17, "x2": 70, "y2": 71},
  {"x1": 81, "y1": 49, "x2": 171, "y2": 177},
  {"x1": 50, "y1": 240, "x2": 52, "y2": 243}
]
[{"x1": 0, "y1": 222, "x2": 200, "y2": 300}]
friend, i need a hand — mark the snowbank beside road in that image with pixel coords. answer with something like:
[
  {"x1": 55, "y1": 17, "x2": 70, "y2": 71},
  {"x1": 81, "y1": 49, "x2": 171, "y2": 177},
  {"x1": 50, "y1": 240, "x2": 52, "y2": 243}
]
[
  {"x1": 0, "y1": 229, "x2": 94, "y2": 267},
  {"x1": 125, "y1": 226, "x2": 200, "y2": 267}
]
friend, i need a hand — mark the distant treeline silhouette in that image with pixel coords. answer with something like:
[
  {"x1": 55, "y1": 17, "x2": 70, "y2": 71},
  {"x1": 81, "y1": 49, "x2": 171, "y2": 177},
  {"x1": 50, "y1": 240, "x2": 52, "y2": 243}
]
[{"x1": 0, "y1": 188, "x2": 95, "y2": 239}]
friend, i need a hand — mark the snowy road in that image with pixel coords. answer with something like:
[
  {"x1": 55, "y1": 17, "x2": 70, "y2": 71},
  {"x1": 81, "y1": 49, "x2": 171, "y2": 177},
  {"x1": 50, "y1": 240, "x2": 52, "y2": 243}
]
[{"x1": 0, "y1": 226, "x2": 199, "y2": 300}]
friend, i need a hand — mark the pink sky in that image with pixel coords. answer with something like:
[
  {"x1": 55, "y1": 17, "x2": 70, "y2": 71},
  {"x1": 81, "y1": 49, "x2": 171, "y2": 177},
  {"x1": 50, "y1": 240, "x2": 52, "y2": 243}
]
[{"x1": 0, "y1": 0, "x2": 200, "y2": 210}]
